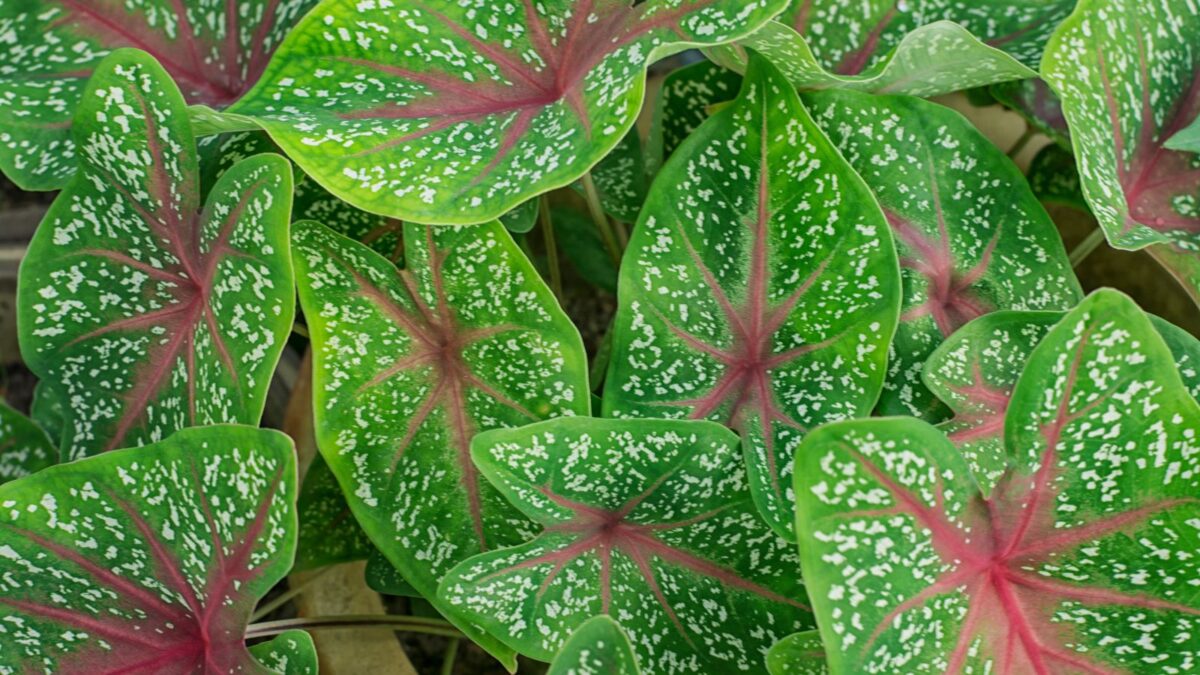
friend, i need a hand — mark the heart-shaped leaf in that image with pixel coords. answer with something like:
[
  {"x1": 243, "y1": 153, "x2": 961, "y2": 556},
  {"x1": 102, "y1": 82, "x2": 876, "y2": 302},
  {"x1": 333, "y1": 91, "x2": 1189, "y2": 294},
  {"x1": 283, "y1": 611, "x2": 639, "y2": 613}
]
[
  {"x1": 0, "y1": 0, "x2": 314, "y2": 191},
  {"x1": 229, "y1": 0, "x2": 788, "y2": 225},
  {"x1": 293, "y1": 219, "x2": 590, "y2": 665},
  {"x1": 803, "y1": 88, "x2": 1081, "y2": 419},
  {"x1": 647, "y1": 60, "x2": 743, "y2": 175},
  {"x1": 0, "y1": 424, "x2": 299, "y2": 672},
  {"x1": 922, "y1": 310, "x2": 1200, "y2": 493},
  {"x1": 706, "y1": 0, "x2": 1073, "y2": 97},
  {"x1": 295, "y1": 453, "x2": 375, "y2": 573},
  {"x1": 17, "y1": 50, "x2": 295, "y2": 460},
  {"x1": 439, "y1": 417, "x2": 814, "y2": 674},
  {"x1": 0, "y1": 401, "x2": 55, "y2": 485},
  {"x1": 602, "y1": 54, "x2": 901, "y2": 540},
  {"x1": 1042, "y1": 0, "x2": 1200, "y2": 250},
  {"x1": 548, "y1": 615, "x2": 640, "y2": 675},
  {"x1": 249, "y1": 631, "x2": 319, "y2": 675},
  {"x1": 766, "y1": 631, "x2": 827, "y2": 675},
  {"x1": 795, "y1": 289, "x2": 1200, "y2": 673}
]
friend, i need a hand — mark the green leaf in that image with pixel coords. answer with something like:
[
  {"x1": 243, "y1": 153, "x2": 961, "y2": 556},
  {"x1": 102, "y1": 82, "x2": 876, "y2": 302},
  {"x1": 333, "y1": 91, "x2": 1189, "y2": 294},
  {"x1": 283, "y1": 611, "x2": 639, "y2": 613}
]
[
  {"x1": 0, "y1": 401, "x2": 56, "y2": 485},
  {"x1": 552, "y1": 206, "x2": 619, "y2": 293},
  {"x1": 571, "y1": 129, "x2": 651, "y2": 224},
  {"x1": 190, "y1": 105, "x2": 264, "y2": 136},
  {"x1": 1042, "y1": 0, "x2": 1200, "y2": 250},
  {"x1": 795, "y1": 289, "x2": 1200, "y2": 673},
  {"x1": 0, "y1": 0, "x2": 314, "y2": 191},
  {"x1": 229, "y1": 0, "x2": 789, "y2": 225},
  {"x1": 365, "y1": 551, "x2": 420, "y2": 598},
  {"x1": 1149, "y1": 242, "x2": 1200, "y2": 314},
  {"x1": 295, "y1": 454, "x2": 374, "y2": 573},
  {"x1": 766, "y1": 631, "x2": 827, "y2": 675},
  {"x1": 803, "y1": 89, "x2": 1081, "y2": 419},
  {"x1": 924, "y1": 309, "x2": 1200, "y2": 496},
  {"x1": 439, "y1": 417, "x2": 814, "y2": 674},
  {"x1": 989, "y1": 78, "x2": 1070, "y2": 148},
  {"x1": 249, "y1": 631, "x2": 320, "y2": 675},
  {"x1": 501, "y1": 199, "x2": 541, "y2": 235},
  {"x1": 292, "y1": 219, "x2": 590, "y2": 666},
  {"x1": 0, "y1": 424, "x2": 299, "y2": 672},
  {"x1": 647, "y1": 60, "x2": 743, "y2": 175},
  {"x1": 17, "y1": 50, "x2": 295, "y2": 460},
  {"x1": 1166, "y1": 115, "x2": 1200, "y2": 153},
  {"x1": 29, "y1": 381, "x2": 67, "y2": 448},
  {"x1": 1027, "y1": 143, "x2": 1091, "y2": 212},
  {"x1": 602, "y1": 54, "x2": 900, "y2": 540},
  {"x1": 548, "y1": 615, "x2": 640, "y2": 675}
]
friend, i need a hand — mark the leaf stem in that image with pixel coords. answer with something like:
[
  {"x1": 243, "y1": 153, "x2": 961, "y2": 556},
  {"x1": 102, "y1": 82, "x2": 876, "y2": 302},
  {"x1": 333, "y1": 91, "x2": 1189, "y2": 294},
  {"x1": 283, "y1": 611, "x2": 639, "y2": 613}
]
[
  {"x1": 245, "y1": 614, "x2": 463, "y2": 640},
  {"x1": 1007, "y1": 126, "x2": 1036, "y2": 160},
  {"x1": 440, "y1": 638, "x2": 461, "y2": 675},
  {"x1": 251, "y1": 566, "x2": 334, "y2": 622},
  {"x1": 581, "y1": 172, "x2": 624, "y2": 265},
  {"x1": 1069, "y1": 228, "x2": 1106, "y2": 268},
  {"x1": 539, "y1": 196, "x2": 564, "y2": 301}
]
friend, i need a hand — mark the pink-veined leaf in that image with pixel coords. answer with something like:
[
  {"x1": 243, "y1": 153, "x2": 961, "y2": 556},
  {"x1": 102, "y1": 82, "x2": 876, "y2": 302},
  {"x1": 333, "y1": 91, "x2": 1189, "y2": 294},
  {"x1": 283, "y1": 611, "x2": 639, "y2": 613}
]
[
  {"x1": 803, "y1": 88, "x2": 1081, "y2": 419},
  {"x1": 0, "y1": 424, "x2": 300, "y2": 673},
  {"x1": 601, "y1": 54, "x2": 901, "y2": 540},
  {"x1": 1042, "y1": 0, "x2": 1200, "y2": 251},
  {"x1": 439, "y1": 417, "x2": 814, "y2": 674},
  {"x1": 766, "y1": 631, "x2": 827, "y2": 675},
  {"x1": 0, "y1": 0, "x2": 315, "y2": 191},
  {"x1": 548, "y1": 615, "x2": 641, "y2": 675},
  {"x1": 795, "y1": 289, "x2": 1200, "y2": 673},
  {"x1": 17, "y1": 49, "x2": 295, "y2": 460},
  {"x1": 292, "y1": 219, "x2": 590, "y2": 667},
  {"x1": 228, "y1": 0, "x2": 789, "y2": 225},
  {"x1": 922, "y1": 309, "x2": 1200, "y2": 493},
  {"x1": 0, "y1": 401, "x2": 55, "y2": 485}
]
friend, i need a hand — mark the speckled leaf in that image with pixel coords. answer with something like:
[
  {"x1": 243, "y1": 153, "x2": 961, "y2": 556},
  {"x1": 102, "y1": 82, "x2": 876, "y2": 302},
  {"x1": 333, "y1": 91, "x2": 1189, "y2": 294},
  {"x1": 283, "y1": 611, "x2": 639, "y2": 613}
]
[
  {"x1": 17, "y1": 50, "x2": 295, "y2": 460},
  {"x1": 989, "y1": 78, "x2": 1070, "y2": 147},
  {"x1": 0, "y1": 424, "x2": 298, "y2": 673},
  {"x1": 0, "y1": 401, "x2": 55, "y2": 485},
  {"x1": 548, "y1": 615, "x2": 640, "y2": 675},
  {"x1": 294, "y1": 453, "x2": 374, "y2": 573},
  {"x1": 248, "y1": 631, "x2": 319, "y2": 675},
  {"x1": 1166, "y1": 116, "x2": 1200, "y2": 153},
  {"x1": 804, "y1": 88, "x2": 1081, "y2": 420},
  {"x1": 924, "y1": 309, "x2": 1200, "y2": 494},
  {"x1": 1027, "y1": 143, "x2": 1091, "y2": 212},
  {"x1": 795, "y1": 289, "x2": 1200, "y2": 673},
  {"x1": 1042, "y1": 0, "x2": 1200, "y2": 250},
  {"x1": 440, "y1": 417, "x2": 814, "y2": 674},
  {"x1": 293, "y1": 219, "x2": 590, "y2": 666},
  {"x1": 29, "y1": 381, "x2": 67, "y2": 448},
  {"x1": 766, "y1": 631, "x2": 827, "y2": 675},
  {"x1": 228, "y1": 0, "x2": 788, "y2": 225},
  {"x1": 365, "y1": 551, "x2": 420, "y2": 598},
  {"x1": 646, "y1": 60, "x2": 743, "y2": 174},
  {"x1": 0, "y1": 0, "x2": 315, "y2": 191},
  {"x1": 602, "y1": 55, "x2": 900, "y2": 541},
  {"x1": 571, "y1": 129, "x2": 650, "y2": 225}
]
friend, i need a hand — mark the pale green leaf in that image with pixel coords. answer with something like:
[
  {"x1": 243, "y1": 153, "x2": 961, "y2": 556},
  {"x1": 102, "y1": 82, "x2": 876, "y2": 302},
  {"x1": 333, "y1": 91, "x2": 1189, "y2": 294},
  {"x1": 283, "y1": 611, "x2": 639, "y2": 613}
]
[
  {"x1": 548, "y1": 615, "x2": 640, "y2": 675},
  {"x1": 766, "y1": 631, "x2": 827, "y2": 675}
]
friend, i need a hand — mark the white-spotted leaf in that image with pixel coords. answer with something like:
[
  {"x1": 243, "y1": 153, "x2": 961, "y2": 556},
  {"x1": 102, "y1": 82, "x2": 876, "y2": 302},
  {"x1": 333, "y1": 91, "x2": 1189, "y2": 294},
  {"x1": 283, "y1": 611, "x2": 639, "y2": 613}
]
[
  {"x1": 548, "y1": 615, "x2": 640, "y2": 675},
  {"x1": 294, "y1": 454, "x2": 374, "y2": 573},
  {"x1": 766, "y1": 631, "x2": 827, "y2": 675},
  {"x1": 646, "y1": 59, "x2": 743, "y2": 175},
  {"x1": 0, "y1": 401, "x2": 55, "y2": 485},
  {"x1": 248, "y1": 631, "x2": 319, "y2": 675}
]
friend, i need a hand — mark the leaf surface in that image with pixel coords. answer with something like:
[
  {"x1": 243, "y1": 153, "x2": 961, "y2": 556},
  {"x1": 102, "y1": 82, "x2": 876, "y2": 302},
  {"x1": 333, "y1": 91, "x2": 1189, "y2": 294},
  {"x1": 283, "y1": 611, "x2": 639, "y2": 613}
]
[
  {"x1": 647, "y1": 60, "x2": 743, "y2": 174},
  {"x1": 0, "y1": 0, "x2": 313, "y2": 190},
  {"x1": 803, "y1": 88, "x2": 1081, "y2": 419},
  {"x1": 365, "y1": 552, "x2": 420, "y2": 598},
  {"x1": 440, "y1": 417, "x2": 814, "y2": 674},
  {"x1": 229, "y1": 0, "x2": 787, "y2": 224},
  {"x1": 603, "y1": 54, "x2": 900, "y2": 540},
  {"x1": 548, "y1": 615, "x2": 640, "y2": 675},
  {"x1": 295, "y1": 454, "x2": 375, "y2": 573},
  {"x1": 0, "y1": 401, "x2": 56, "y2": 485},
  {"x1": 766, "y1": 631, "x2": 827, "y2": 675},
  {"x1": 293, "y1": 219, "x2": 590, "y2": 665},
  {"x1": 795, "y1": 290, "x2": 1200, "y2": 673},
  {"x1": 1166, "y1": 116, "x2": 1200, "y2": 153},
  {"x1": 18, "y1": 50, "x2": 295, "y2": 460},
  {"x1": 0, "y1": 424, "x2": 298, "y2": 673},
  {"x1": 249, "y1": 631, "x2": 319, "y2": 675},
  {"x1": 1042, "y1": 0, "x2": 1200, "y2": 250}
]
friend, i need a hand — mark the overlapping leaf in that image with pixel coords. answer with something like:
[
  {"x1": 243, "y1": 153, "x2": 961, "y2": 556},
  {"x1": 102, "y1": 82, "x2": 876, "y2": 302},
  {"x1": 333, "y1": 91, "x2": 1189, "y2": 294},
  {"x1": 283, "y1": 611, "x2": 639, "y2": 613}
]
[
  {"x1": 548, "y1": 615, "x2": 640, "y2": 675},
  {"x1": 295, "y1": 454, "x2": 375, "y2": 572},
  {"x1": 0, "y1": 0, "x2": 314, "y2": 190},
  {"x1": 1042, "y1": 0, "x2": 1200, "y2": 250},
  {"x1": 766, "y1": 631, "x2": 827, "y2": 675},
  {"x1": 440, "y1": 418, "x2": 814, "y2": 674},
  {"x1": 18, "y1": 50, "x2": 295, "y2": 460},
  {"x1": 990, "y1": 78, "x2": 1070, "y2": 148},
  {"x1": 795, "y1": 290, "x2": 1200, "y2": 673},
  {"x1": 803, "y1": 89, "x2": 1081, "y2": 419},
  {"x1": 707, "y1": 0, "x2": 1076, "y2": 97},
  {"x1": 0, "y1": 401, "x2": 55, "y2": 484},
  {"x1": 365, "y1": 552, "x2": 419, "y2": 598},
  {"x1": 647, "y1": 60, "x2": 743, "y2": 174},
  {"x1": 1167, "y1": 116, "x2": 1200, "y2": 153},
  {"x1": 0, "y1": 424, "x2": 299, "y2": 673},
  {"x1": 248, "y1": 631, "x2": 319, "y2": 675},
  {"x1": 293, "y1": 219, "x2": 590, "y2": 665},
  {"x1": 230, "y1": 0, "x2": 788, "y2": 224},
  {"x1": 603, "y1": 54, "x2": 900, "y2": 540}
]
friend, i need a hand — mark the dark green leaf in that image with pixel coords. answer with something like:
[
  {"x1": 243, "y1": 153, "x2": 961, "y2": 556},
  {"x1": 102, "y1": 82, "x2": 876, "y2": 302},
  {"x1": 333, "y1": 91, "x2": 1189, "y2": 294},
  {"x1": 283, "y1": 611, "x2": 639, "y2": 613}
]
[{"x1": 0, "y1": 401, "x2": 55, "y2": 484}]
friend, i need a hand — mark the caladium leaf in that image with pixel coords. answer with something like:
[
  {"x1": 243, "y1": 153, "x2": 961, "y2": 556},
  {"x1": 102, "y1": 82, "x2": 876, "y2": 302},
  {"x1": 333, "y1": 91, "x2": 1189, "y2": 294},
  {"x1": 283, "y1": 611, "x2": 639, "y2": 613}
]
[
  {"x1": 29, "y1": 381, "x2": 67, "y2": 448},
  {"x1": 365, "y1": 551, "x2": 420, "y2": 598},
  {"x1": 17, "y1": 50, "x2": 295, "y2": 460},
  {"x1": 1149, "y1": 243, "x2": 1200, "y2": 313},
  {"x1": 439, "y1": 417, "x2": 814, "y2": 674},
  {"x1": 647, "y1": 60, "x2": 743, "y2": 175},
  {"x1": 795, "y1": 289, "x2": 1200, "y2": 673},
  {"x1": 548, "y1": 615, "x2": 640, "y2": 675},
  {"x1": 553, "y1": 206, "x2": 620, "y2": 293},
  {"x1": 229, "y1": 0, "x2": 788, "y2": 225},
  {"x1": 0, "y1": 401, "x2": 56, "y2": 485},
  {"x1": 0, "y1": 424, "x2": 299, "y2": 673},
  {"x1": 1166, "y1": 116, "x2": 1200, "y2": 153},
  {"x1": 501, "y1": 199, "x2": 540, "y2": 235},
  {"x1": 989, "y1": 78, "x2": 1070, "y2": 148},
  {"x1": 766, "y1": 631, "x2": 827, "y2": 675},
  {"x1": 570, "y1": 129, "x2": 651, "y2": 225},
  {"x1": 1027, "y1": 143, "x2": 1091, "y2": 213},
  {"x1": 293, "y1": 219, "x2": 590, "y2": 665},
  {"x1": 602, "y1": 54, "x2": 900, "y2": 540},
  {"x1": 803, "y1": 88, "x2": 1081, "y2": 419},
  {"x1": 249, "y1": 631, "x2": 319, "y2": 675},
  {"x1": 294, "y1": 453, "x2": 374, "y2": 573},
  {"x1": 1042, "y1": 0, "x2": 1200, "y2": 250},
  {"x1": 0, "y1": 0, "x2": 314, "y2": 191}
]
